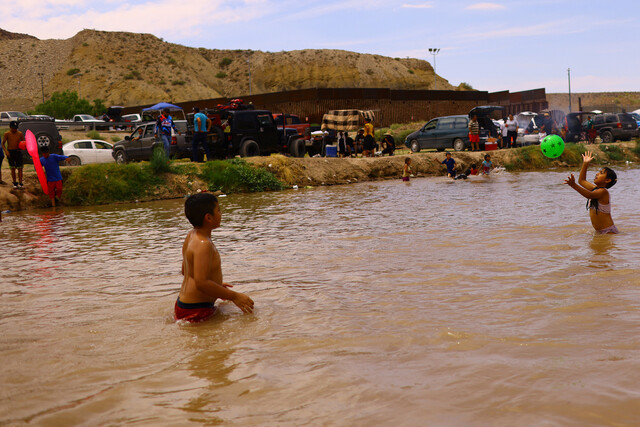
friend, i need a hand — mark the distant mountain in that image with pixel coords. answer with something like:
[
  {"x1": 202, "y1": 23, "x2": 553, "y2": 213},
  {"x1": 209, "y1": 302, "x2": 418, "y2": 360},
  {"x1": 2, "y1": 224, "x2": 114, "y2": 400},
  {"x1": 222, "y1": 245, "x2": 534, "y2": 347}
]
[{"x1": 0, "y1": 29, "x2": 463, "y2": 112}]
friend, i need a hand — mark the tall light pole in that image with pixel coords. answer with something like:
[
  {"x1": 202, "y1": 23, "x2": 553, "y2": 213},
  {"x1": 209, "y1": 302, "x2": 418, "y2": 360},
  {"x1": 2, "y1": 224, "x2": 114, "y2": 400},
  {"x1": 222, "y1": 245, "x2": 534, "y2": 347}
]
[
  {"x1": 428, "y1": 48, "x2": 440, "y2": 90},
  {"x1": 567, "y1": 68, "x2": 572, "y2": 112}
]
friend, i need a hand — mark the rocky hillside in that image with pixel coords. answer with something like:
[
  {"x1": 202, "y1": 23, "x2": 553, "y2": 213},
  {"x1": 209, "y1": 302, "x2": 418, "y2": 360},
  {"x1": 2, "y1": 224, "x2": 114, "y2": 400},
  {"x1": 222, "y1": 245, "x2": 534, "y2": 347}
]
[
  {"x1": 0, "y1": 29, "x2": 460, "y2": 112},
  {"x1": 547, "y1": 92, "x2": 640, "y2": 113}
]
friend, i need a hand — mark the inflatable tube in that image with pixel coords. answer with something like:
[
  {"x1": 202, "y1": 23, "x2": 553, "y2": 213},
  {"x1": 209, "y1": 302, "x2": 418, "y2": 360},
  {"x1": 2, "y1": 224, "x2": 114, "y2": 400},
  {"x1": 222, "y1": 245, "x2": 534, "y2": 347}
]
[{"x1": 25, "y1": 130, "x2": 48, "y2": 194}]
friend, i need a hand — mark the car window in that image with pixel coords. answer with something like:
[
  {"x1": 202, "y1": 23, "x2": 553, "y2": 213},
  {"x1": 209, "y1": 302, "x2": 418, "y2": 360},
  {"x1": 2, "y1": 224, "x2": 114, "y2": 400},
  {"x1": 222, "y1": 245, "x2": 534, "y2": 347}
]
[
  {"x1": 94, "y1": 141, "x2": 111, "y2": 149},
  {"x1": 75, "y1": 141, "x2": 92, "y2": 149},
  {"x1": 438, "y1": 117, "x2": 455, "y2": 130},
  {"x1": 144, "y1": 125, "x2": 155, "y2": 137},
  {"x1": 454, "y1": 118, "x2": 468, "y2": 129},
  {"x1": 594, "y1": 116, "x2": 604, "y2": 125},
  {"x1": 235, "y1": 113, "x2": 254, "y2": 130},
  {"x1": 257, "y1": 114, "x2": 274, "y2": 127},
  {"x1": 605, "y1": 114, "x2": 617, "y2": 123},
  {"x1": 424, "y1": 120, "x2": 438, "y2": 131}
]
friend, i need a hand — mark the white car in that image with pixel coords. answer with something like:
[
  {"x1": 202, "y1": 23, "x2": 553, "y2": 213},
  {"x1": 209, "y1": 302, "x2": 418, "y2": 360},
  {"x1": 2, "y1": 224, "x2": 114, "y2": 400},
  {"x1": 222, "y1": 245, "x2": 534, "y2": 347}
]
[{"x1": 62, "y1": 139, "x2": 114, "y2": 166}]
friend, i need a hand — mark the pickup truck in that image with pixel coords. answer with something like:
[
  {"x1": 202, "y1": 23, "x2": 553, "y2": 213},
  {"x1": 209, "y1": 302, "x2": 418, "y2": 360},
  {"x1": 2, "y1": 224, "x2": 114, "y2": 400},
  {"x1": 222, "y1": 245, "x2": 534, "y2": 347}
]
[{"x1": 112, "y1": 120, "x2": 190, "y2": 163}]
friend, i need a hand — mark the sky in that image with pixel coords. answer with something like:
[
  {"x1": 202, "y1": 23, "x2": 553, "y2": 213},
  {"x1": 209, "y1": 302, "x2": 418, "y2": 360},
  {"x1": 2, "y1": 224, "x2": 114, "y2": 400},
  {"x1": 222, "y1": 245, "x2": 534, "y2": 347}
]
[{"x1": 2, "y1": 0, "x2": 639, "y2": 94}]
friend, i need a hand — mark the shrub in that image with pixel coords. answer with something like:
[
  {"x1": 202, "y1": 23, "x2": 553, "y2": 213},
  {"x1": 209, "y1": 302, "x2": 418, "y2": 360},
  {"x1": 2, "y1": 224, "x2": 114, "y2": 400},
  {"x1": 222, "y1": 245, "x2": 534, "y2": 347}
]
[
  {"x1": 219, "y1": 57, "x2": 232, "y2": 67},
  {"x1": 168, "y1": 57, "x2": 177, "y2": 65},
  {"x1": 215, "y1": 72, "x2": 227, "y2": 78},
  {"x1": 198, "y1": 159, "x2": 284, "y2": 193},
  {"x1": 86, "y1": 130, "x2": 101, "y2": 139},
  {"x1": 171, "y1": 80, "x2": 186, "y2": 85},
  {"x1": 66, "y1": 68, "x2": 80, "y2": 76},
  {"x1": 599, "y1": 144, "x2": 625, "y2": 161},
  {"x1": 407, "y1": 69, "x2": 414, "y2": 74},
  {"x1": 148, "y1": 146, "x2": 172, "y2": 174}
]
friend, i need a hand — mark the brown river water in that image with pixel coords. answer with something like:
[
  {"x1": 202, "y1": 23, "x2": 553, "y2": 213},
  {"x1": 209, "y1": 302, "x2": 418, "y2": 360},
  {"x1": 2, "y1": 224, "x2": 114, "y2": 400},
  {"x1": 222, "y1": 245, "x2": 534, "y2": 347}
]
[{"x1": 1, "y1": 168, "x2": 639, "y2": 426}]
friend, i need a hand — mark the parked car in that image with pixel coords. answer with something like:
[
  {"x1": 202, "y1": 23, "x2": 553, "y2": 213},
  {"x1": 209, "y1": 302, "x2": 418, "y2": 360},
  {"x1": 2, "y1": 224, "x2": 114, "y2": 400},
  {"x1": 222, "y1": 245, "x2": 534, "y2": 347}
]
[
  {"x1": 627, "y1": 112, "x2": 640, "y2": 129},
  {"x1": 591, "y1": 112, "x2": 637, "y2": 142},
  {"x1": 404, "y1": 115, "x2": 469, "y2": 152},
  {"x1": 0, "y1": 111, "x2": 28, "y2": 124},
  {"x1": 405, "y1": 106, "x2": 503, "y2": 152},
  {"x1": 62, "y1": 139, "x2": 114, "y2": 166},
  {"x1": 112, "y1": 121, "x2": 189, "y2": 164},
  {"x1": 72, "y1": 114, "x2": 109, "y2": 130}
]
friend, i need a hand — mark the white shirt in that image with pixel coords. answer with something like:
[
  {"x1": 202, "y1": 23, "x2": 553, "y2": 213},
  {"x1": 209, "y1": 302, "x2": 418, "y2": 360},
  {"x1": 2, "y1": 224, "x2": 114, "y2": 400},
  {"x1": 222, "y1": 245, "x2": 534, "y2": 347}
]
[
  {"x1": 506, "y1": 119, "x2": 518, "y2": 132},
  {"x1": 500, "y1": 122, "x2": 508, "y2": 137}
]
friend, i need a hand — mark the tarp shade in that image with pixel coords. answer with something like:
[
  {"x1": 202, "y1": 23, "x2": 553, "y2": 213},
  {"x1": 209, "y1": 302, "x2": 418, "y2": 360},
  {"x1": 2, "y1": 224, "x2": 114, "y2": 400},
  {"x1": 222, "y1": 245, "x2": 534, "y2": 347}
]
[{"x1": 321, "y1": 110, "x2": 376, "y2": 131}]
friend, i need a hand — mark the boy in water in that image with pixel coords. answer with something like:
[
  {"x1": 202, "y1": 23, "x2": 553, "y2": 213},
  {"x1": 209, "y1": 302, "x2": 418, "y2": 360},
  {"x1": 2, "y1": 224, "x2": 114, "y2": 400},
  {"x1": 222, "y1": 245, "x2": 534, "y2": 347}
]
[
  {"x1": 176, "y1": 193, "x2": 254, "y2": 322},
  {"x1": 441, "y1": 152, "x2": 456, "y2": 177},
  {"x1": 565, "y1": 151, "x2": 618, "y2": 234}
]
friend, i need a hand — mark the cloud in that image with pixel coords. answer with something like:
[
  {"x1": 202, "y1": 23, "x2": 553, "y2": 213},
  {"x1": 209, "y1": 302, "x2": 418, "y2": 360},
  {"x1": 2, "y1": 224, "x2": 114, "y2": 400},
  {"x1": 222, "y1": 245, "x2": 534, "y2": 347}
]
[
  {"x1": 466, "y1": 2, "x2": 505, "y2": 10},
  {"x1": 401, "y1": 2, "x2": 433, "y2": 8}
]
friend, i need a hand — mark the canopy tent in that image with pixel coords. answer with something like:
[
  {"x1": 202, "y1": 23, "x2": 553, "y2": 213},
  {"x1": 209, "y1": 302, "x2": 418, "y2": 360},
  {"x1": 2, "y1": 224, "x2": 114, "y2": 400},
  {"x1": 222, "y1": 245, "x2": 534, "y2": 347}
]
[{"x1": 141, "y1": 102, "x2": 186, "y2": 120}]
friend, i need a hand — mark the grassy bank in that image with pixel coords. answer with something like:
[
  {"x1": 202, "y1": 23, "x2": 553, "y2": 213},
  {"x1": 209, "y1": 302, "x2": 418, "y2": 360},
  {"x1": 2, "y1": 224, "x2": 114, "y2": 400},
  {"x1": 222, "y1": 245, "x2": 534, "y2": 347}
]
[{"x1": 63, "y1": 150, "x2": 284, "y2": 206}]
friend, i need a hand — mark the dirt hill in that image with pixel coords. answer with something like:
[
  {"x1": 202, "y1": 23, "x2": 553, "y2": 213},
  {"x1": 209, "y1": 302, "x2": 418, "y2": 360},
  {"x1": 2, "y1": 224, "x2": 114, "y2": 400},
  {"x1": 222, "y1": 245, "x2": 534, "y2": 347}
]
[
  {"x1": 547, "y1": 92, "x2": 640, "y2": 113},
  {"x1": 0, "y1": 29, "x2": 461, "y2": 112}
]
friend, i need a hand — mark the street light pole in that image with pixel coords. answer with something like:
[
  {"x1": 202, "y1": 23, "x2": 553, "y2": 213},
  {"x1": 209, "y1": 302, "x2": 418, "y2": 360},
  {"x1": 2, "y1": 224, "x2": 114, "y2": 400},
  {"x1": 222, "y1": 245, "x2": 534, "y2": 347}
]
[
  {"x1": 428, "y1": 48, "x2": 440, "y2": 90},
  {"x1": 567, "y1": 68, "x2": 572, "y2": 113},
  {"x1": 73, "y1": 73, "x2": 82, "y2": 99}
]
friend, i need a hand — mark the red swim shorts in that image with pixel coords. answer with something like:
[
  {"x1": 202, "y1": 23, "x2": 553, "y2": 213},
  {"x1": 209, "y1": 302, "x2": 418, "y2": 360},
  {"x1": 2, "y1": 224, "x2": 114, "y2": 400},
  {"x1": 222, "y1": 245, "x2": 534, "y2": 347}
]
[
  {"x1": 47, "y1": 180, "x2": 63, "y2": 198},
  {"x1": 469, "y1": 134, "x2": 480, "y2": 143},
  {"x1": 175, "y1": 298, "x2": 216, "y2": 323}
]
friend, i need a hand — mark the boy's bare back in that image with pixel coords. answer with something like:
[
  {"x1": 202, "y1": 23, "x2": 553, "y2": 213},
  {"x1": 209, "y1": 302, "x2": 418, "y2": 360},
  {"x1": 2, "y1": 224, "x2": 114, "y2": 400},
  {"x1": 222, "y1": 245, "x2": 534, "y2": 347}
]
[{"x1": 179, "y1": 229, "x2": 224, "y2": 304}]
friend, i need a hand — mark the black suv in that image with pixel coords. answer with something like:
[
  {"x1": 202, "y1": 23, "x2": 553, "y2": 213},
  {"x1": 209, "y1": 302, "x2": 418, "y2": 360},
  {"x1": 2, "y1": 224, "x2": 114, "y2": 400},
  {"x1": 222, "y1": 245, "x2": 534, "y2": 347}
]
[
  {"x1": 11, "y1": 117, "x2": 63, "y2": 161},
  {"x1": 591, "y1": 113, "x2": 637, "y2": 143},
  {"x1": 213, "y1": 110, "x2": 305, "y2": 158},
  {"x1": 112, "y1": 121, "x2": 189, "y2": 163}
]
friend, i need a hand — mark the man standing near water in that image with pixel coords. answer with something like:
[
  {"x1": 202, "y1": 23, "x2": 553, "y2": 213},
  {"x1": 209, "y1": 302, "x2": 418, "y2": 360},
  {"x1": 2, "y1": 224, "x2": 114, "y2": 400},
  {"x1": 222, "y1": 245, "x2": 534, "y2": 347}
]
[{"x1": 192, "y1": 107, "x2": 212, "y2": 162}]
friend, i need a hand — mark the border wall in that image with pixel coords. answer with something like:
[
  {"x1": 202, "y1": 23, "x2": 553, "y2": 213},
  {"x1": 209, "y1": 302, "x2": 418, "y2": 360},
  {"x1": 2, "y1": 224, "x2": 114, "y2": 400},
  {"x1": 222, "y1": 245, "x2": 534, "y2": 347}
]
[{"x1": 124, "y1": 88, "x2": 547, "y2": 127}]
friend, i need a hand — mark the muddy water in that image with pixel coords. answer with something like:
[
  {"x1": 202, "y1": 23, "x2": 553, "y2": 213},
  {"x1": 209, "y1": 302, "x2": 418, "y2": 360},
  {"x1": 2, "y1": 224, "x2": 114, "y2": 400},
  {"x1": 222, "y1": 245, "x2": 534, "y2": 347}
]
[{"x1": 1, "y1": 168, "x2": 639, "y2": 426}]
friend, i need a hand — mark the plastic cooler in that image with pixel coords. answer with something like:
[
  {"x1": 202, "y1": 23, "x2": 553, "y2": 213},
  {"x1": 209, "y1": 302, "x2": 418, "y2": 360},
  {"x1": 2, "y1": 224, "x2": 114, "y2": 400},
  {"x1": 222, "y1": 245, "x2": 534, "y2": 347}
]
[
  {"x1": 325, "y1": 145, "x2": 337, "y2": 157},
  {"x1": 484, "y1": 138, "x2": 498, "y2": 151}
]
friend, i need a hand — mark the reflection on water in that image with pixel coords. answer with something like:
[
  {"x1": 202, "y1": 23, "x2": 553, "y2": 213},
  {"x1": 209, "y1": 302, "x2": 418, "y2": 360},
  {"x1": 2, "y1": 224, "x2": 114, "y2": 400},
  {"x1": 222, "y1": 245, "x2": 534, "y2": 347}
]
[{"x1": 1, "y1": 168, "x2": 640, "y2": 425}]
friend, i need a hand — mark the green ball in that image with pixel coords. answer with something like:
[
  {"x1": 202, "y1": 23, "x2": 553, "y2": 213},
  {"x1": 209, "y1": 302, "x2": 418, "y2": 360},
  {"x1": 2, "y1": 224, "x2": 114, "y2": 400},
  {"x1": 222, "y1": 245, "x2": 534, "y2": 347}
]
[{"x1": 540, "y1": 134, "x2": 565, "y2": 158}]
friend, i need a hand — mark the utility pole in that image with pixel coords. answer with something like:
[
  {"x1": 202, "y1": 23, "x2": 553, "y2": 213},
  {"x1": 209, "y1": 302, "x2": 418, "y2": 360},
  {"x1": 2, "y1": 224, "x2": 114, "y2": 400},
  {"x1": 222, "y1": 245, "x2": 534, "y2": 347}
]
[
  {"x1": 247, "y1": 57, "x2": 252, "y2": 96},
  {"x1": 37, "y1": 72, "x2": 45, "y2": 103},
  {"x1": 428, "y1": 48, "x2": 440, "y2": 90},
  {"x1": 567, "y1": 68, "x2": 572, "y2": 112},
  {"x1": 73, "y1": 73, "x2": 82, "y2": 99}
]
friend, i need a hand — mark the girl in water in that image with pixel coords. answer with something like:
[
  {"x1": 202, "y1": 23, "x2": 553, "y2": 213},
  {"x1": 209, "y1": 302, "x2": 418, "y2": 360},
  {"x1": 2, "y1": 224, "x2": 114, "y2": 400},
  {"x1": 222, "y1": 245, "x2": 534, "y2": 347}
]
[
  {"x1": 402, "y1": 157, "x2": 412, "y2": 182},
  {"x1": 565, "y1": 151, "x2": 618, "y2": 234}
]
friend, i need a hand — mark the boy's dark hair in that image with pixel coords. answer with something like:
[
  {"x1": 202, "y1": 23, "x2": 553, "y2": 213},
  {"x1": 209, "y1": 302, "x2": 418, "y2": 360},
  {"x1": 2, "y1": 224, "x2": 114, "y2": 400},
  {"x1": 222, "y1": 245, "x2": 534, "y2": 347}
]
[
  {"x1": 185, "y1": 193, "x2": 218, "y2": 227},
  {"x1": 602, "y1": 167, "x2": 617, "y2": 188},
  {"x1": 9, "y1": 121, "x2": 18, "y2": 129},
  {"x1": 484, "y1": 154, "x2": 490, "y2": 160},
  {"x1": 41, "y1": 146, "x2": 49, "y2": 153},
  {"x1": 405, "y1": 157, "x2": 411, "y2": 164},
  {"x1": 471, "y1": 163, "x2": 477, "y2": 168}
]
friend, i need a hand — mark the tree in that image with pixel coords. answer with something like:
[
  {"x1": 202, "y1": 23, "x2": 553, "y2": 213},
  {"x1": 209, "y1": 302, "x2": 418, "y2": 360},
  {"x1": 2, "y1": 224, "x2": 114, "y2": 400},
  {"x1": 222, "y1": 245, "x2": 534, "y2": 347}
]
[
  {"x1": 29, "y1": 90, "x2": 95, "y2": 119},
  {"x1": 90, "y1": 98, "x2": 107, "y2": 117}
]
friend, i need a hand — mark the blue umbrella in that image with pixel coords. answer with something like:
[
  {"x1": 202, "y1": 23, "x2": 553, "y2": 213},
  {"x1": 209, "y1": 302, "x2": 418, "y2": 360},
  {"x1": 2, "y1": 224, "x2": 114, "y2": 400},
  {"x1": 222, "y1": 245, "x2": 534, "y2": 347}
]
[{"x1": 142, "y1": 102, "x2": 183, "y2": 112}]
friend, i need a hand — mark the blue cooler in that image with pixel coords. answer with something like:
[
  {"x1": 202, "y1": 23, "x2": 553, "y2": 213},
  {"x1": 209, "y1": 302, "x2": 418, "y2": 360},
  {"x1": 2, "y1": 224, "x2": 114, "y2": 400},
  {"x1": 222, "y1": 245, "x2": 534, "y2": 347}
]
[{"x1": 325, "y1": 145, "x2": 337, "y2": 157}]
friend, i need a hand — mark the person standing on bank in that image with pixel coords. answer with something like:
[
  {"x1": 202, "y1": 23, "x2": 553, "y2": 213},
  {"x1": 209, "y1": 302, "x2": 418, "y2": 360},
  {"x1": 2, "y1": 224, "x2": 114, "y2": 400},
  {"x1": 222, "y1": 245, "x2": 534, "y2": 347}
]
[
  {"x1": 469, "y1": 114, "x2": 480, "y2": 152},
  {"x1": 156, "y1": 108, "x2": 180, "y2": 159},
  {"x1": 506, "y1": 114, "x2": 518, "y2": 148},
  {"x1": 363, "y1": 117, "x2": 375, "y2": 157},
  {"x1": 192, "y1": 107, "x2": 212, "y2": 162}
]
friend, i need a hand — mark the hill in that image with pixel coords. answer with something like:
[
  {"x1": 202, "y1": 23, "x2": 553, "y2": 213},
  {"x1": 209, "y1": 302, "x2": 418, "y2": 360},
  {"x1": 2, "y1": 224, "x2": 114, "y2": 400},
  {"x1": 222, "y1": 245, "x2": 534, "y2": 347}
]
[
  {"x1": 0, "y1": 29, "x2": 461, "y2": 113},
  {"x1": 547, "y1": 92, "x2": 640, "y2": 113}
]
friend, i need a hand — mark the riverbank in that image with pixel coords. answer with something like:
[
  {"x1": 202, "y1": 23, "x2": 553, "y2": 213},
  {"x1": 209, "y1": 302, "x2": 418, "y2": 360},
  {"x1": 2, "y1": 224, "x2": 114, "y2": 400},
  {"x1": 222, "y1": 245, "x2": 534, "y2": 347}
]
[{"x1": 1, "y1": 141, "x2": 639, "y2": 212}]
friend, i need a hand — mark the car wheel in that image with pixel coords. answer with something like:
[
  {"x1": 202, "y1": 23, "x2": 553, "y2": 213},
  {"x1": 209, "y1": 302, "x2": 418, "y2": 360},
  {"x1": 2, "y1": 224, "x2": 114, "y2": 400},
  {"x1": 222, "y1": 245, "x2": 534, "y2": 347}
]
[
  {"x1": 67, "y1": 155, "x2": 81, "y2": 166},
  {"x1": 114, "y1": 150, "x2": 127, "y2": 164},
  {"x1": 35, "y1": 133, "x2": 53, "y2": 149},
  {"x1": 453, "y1": 138, "x2": 465, "y2": 151},
  {"x1": 290, "y1": 137, "x2": 306, "y2": 158},
  {"x1": 410, "y1": 140, "x2": 420, "y2": 153},
  {"x1": 240, "y1": 139, "x2": 260, "y2": 157},
  {"x1": 601, "y1": 130, "x2": 613, "y2": 143}
]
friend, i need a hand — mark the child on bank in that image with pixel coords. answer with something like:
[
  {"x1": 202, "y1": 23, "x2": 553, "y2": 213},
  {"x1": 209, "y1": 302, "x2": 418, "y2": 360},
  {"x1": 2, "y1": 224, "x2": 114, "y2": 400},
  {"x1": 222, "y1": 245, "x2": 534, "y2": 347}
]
[
  {"x1": 176, "y1": 193, "x2": 254, "y2": 323},
  {"x1": 402, "y1": 157, "x2": 412, "y2": 181},
  {"x1": 39, "y1": 146, "x2": 69, "y2": 207},
  {"x1": 564, "y1": 151, "x2": 618, "y2": 234}
]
